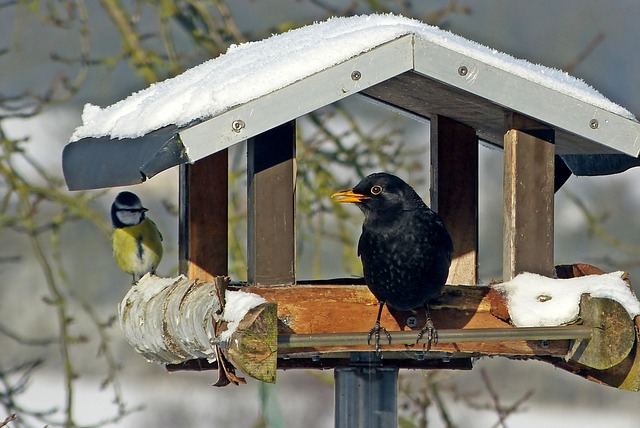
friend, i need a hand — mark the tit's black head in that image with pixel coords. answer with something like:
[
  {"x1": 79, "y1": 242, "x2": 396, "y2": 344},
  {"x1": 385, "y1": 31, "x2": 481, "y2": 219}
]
[{"x1": 111, "y1": 191, "x2": 148, "y2": 228}]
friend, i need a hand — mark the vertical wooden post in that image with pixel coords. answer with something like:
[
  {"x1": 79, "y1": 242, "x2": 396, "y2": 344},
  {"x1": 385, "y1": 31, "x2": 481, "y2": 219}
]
[
  {"x1": 247, "y1": 121, "x2": 296, "y2": 285},
  {"x1": 503, "y1": 114, "x2": 555, "y2": 281},
  {"x1": 179, "y1": 150, "x2": 228, "y2": 281},
  {"x1": 430, "y1": 115, "x2": 478, "y2": 285}
]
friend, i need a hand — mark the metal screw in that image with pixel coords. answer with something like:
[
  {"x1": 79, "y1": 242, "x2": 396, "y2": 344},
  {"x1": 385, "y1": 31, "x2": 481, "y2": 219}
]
[
  {"x1": 281, "y1": 315, "x2": 292, "y2": 327},
  {"x1": 406, "y1": 316, "x2": 418, "y2": 328},
  {"x1": 537, "y1": 294, "x2": 552, "y2": 302},
  {"x1": 351, "y1": 70, "x2": 362, "y2": 81},
  {"x1": 540, "y1": 340, "x2": 550, "y2": 349},
  {"x1": 589, "y1": 119, "x2": 599, "y2": 129},
  {"x1": 458, "y1": 65, "x2": 468, "y2": 76},
  {"x1": 231, "y1": 119, "x2": 245, "y2": 133}
]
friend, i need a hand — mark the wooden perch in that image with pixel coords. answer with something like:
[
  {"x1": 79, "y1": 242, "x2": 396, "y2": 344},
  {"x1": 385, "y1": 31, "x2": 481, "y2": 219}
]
[
  {"x1": 121, "y1": 268, "x2": 640, "y2": 391},
  {"x1": 118, "y1": 274, "x2": 277, "y2": 384},
  {"x1": 244, "y1": 270, "x2": 640, "y2": 390}
]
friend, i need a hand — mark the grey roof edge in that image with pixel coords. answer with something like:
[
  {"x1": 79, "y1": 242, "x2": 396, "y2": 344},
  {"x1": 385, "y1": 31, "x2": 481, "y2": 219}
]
[
  {"x1": 560, "y1": 154, "x2": 640, "y2": 177},
  {"x1": 412, "y1": 37, "x2": 640, "y2": 158},
  {"x1": 62, "y1": 126, "x2": 189, "y2": 191},
  {"x1": 177, "y1": 35, "x2": 415, "y2": 163}
]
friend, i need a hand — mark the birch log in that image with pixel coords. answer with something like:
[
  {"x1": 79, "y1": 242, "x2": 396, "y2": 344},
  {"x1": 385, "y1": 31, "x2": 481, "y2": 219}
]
[{"x1": 118, "y1": 274, "x2": 273, "y2": 372}]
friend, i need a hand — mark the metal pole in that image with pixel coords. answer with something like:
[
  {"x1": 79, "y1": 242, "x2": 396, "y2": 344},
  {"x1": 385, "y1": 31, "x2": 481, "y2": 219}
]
[
  {"x1": 277, "y1": 325, "x2": 593, "y2": 350},
  {"x1": 335, "y1": 352, "x2": 398, "y2": 428}
]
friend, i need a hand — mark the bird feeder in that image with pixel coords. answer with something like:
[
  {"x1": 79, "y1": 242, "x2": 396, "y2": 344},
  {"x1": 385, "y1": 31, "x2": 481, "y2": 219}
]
[{"x1": 62, "y1": 14, "x2": 640, "y2": 417}]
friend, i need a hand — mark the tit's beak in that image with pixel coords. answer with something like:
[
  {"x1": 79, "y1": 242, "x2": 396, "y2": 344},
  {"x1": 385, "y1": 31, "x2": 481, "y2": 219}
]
[{"x1": 331, "y1": 189, "x2": 369, "y2": 203}]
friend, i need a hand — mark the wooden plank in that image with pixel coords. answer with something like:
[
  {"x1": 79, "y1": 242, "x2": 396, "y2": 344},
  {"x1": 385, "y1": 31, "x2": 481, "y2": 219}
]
[
  {"x1": 167, "y1": 355, "x2": 474, "y2": 372},
  {"x1": 179, "y1": 150, "x2": 228, "y2": 281},
  {"x1": 541, "y1": 315, "x2": 640, "y2": 392},
  {"x1": 566, "y1": 295, "x2": 635, "y2": 370},
  {"x1": 503, "y1": 121, "x2": 555, "y2": 280},
  {"x1": 430, "y1": 115, "x2": 478, "y2": 285},
  {"x1": 247, "y1": 121, "x2": 296, "y2": 285},
  {"x1": 224, "y1": 302, "x2": 278, "y2": 384},
  {"x1": 243, "y1": 283, "x2": 570, "y2": 357}
]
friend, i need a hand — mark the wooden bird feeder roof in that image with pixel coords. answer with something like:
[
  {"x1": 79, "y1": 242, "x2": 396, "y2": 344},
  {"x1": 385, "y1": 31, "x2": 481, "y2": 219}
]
[
  {"x1": 62, "y1": 15, "x2": 640, "y2": 391},
  {"x1": 62, "y1": 16, "x2": 640, "y2": 190}
]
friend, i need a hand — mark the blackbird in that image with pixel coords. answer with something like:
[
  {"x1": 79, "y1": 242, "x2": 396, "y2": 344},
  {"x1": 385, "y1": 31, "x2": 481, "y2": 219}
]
[{"x1": 332, "y1": 172, "x2": 453, "y2": 351}]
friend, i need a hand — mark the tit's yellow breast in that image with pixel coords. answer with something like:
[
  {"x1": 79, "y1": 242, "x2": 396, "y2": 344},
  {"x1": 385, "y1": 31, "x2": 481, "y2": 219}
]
[{"x1": 112, "y1": 218, "x2": 163, "y2": 277}]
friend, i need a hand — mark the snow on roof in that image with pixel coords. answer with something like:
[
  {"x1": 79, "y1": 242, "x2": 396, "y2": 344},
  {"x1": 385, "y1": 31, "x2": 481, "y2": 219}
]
[
  {"x1": 70, "y1": 14, "x2": 636, "y2": 142},
  {"x1": 493, "y1": 271, "x2": 640, "y2": 327}
]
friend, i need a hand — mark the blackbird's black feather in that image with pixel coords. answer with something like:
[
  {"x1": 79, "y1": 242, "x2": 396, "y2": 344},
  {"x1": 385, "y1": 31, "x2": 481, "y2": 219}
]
[
  {"x1": 354, "y1": 173, "x2": 453, "y2": 311},
  {"x1": 333, "y1": 172, "x2": 453, "y2": 350}
]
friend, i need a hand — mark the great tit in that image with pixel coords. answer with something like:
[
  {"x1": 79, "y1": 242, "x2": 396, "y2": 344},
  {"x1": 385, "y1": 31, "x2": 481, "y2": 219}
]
[{"x1": 111, "y1": 191, "x2": 163, "y2": 283}]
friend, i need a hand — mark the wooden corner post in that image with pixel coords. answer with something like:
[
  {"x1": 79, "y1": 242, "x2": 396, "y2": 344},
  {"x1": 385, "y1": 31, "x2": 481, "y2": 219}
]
[
  {"x1": 503, "y1": 114, "x2": 555, "y2": 280},
  {"x1": 247, "y1": 121, "x2": 296, "y2": 285},
  {"x1": 179, "y1": 150, "x2": 229, "y2": 281},
  {"x1": 430, "y1": 115, "x2": 479, "y2": 285}
]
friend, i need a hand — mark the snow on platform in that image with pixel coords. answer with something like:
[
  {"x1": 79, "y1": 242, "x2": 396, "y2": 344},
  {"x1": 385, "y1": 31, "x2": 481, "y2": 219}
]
[{"x1": 493, "y1": 271, "x2": 640, "y2": 327}]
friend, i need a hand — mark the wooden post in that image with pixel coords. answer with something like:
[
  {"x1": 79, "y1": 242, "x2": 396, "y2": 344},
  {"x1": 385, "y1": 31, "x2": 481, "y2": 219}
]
[
  {"x1": 503, "y1": 115, "x2": 555, "y2": 280},
  {"x1": 179, "y1": 150, "x2": 228, "y2": 281},
  {"x1": 430, "y1": 115, "x2": 478, "y2": 285},
  {"x1": 247, "y1": 121, "x2": 296, "y2": 285}
]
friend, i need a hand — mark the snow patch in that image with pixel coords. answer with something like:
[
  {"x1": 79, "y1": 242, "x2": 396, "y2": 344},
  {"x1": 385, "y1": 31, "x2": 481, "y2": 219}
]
[
  {"x1": 219, "y1": 290, "x2": 268, "y2": 342},
  {"x1": 493, "y1": 271, "x2": 640, "y2": 327}
]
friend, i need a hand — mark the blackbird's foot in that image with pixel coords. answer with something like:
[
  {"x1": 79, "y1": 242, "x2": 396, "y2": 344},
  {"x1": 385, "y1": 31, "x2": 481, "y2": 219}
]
[
  {"x1": 367, "y1": 321, "x2": 392, "y2": 353},
  {"x1": 416, "y1": 317, "x2": 438, "y2": 350}
]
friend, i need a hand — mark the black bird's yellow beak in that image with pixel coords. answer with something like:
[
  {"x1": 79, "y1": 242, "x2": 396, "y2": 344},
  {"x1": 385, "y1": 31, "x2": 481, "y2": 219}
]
[{"x1": 331, "y1": 189, "x2": 369, "y2": 203}]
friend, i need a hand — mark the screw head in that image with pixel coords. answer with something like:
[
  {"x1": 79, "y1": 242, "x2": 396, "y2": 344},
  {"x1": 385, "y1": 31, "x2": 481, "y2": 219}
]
[
  {"x1": 458, "y1": 65, "x2": 468, "y2": 76},
  {"x1": 351, "y1": 70, "x2": 362, "y2": 81},
  {"x1": 589, "y1": 119, "x2": 599, "y2": 129},
  {"x1": 406, "y1": 316, "x2": 418, "y2": 328},
  {"x1": 537, "y1": 294, "x2": 552, "y2": 302},
  {"x1": 231, "y1": 119, "x2": 245, "y2": 133}
]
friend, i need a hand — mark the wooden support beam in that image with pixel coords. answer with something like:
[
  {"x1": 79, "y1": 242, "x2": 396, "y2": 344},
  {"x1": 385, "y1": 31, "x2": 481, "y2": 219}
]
[
  {"x1": 246, "y1": 283, "x2": 569, "y2": 358},
  {"x1": 430, "y1": 115, "x2": 478, "y2": 285},
  {"x1": 247, "y1": 121, "x2": 296, "y2": 285},
  {"x1": 179, "y1": 150, "x2": 228, "y2": 281},
  {"x1": 154, "y1": 266, "x2": 639, "y2": 390},
  {"x1": 503, "y1": 116, "x2": 555, "y2": 280}
]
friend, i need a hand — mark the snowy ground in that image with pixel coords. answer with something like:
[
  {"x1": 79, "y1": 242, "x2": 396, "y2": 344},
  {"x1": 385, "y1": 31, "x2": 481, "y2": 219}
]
[{"x1": 17, "y1": 357, "x2": 640, "y2": 428}]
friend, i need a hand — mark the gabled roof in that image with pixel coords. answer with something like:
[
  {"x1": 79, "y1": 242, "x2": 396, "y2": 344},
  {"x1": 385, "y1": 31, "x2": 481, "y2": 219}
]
[{"x1": 62, "y1": 14, "x2": 640, "y2": 190}]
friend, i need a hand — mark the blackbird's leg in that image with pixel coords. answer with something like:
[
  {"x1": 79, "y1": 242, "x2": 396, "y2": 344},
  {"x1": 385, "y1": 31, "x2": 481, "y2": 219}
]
[
  {"x1": 416, "y1": 303, "x2": 438, "y2": 350},
  {"x1": 367, "y1": 301, "x2": 392, "y2": 353}
]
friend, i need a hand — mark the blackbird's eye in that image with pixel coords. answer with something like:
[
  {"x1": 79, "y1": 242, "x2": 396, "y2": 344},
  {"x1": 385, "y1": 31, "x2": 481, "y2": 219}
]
[{"x1": 370, "y1": 185, "x2": 383, "y2": 195}]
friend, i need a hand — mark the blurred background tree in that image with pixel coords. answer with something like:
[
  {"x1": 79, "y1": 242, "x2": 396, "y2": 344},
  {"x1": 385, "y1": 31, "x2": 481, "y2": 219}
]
[{"x1": 1, "y1": 1, "x2": 639, "y2": 427}]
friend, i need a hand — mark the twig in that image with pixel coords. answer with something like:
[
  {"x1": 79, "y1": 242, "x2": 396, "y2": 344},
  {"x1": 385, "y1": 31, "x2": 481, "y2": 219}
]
[
  {"x1": 0, "y1": 323, "x2": 58, "y2": 346},
  {"x1": 480, "y1": 368, "x2": 534, "y2": 428},
  {"x1": 563, "y1": 189, "x2": 640, "y2": 256},
  {"x1": 563, "y1": 32, "x2": 605, "y2": 73},
  {"x1": 0, "y1": 414, "x2": 17, "y2": 428}
]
